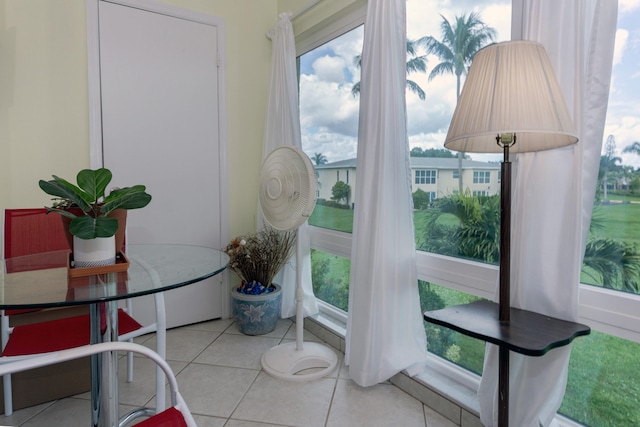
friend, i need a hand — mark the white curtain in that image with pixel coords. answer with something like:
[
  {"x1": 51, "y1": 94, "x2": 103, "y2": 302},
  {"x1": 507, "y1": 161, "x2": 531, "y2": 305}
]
[
  {"x1": 345, "y1": 0, "x2": 427, "y2": 387},
  {"x1": 477, "y1": 1, "x2": 618, "y2": 425},
  {"x1": 263, "y1": 13, "x2": 318, "y2": 318}
]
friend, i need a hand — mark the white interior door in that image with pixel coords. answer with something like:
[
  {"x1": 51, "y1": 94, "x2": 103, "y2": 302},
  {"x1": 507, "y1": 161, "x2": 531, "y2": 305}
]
[{"x1": 96, "y1": 0, "x2": 225, "y2": 327}]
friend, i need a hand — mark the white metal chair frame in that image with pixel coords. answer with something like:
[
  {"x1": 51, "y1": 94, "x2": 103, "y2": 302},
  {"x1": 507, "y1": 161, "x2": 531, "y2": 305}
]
[
  {"x1": 0, "y1": 342, "x2": 195, "y2": 427},
  {"x1": 0, "y1": 291, "x2": 167, "y2": 416}
]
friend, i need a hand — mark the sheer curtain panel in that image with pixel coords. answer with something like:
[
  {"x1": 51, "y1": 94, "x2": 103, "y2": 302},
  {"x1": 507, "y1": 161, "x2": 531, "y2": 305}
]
[
  {"x1": 263, "y1": 13, "x2": 318, "y2": 318},
  {"x1": 477, "y1": 1, "x2": 618, "y2": 425},
  {"x1": 345, "y1": 0, "x2": 427, "y2": 387}
]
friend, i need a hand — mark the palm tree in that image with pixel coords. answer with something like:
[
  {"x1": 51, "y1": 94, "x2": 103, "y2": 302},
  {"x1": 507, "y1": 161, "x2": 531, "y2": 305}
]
[
  {"x1": 622, "y1": 141, "x2": 640, "y2": 157},
  {"x1": 599, "y1": 135, "x2": 622, "y2": 200},
  {"x1": 583, "y1": 207, "x2": 640, "y2": 292},
  {"x1": 419, "y1": 12, "x2": 497, "y2": 193},
  {"x1": 351, "y1": 39, "x2": 428, "y2": 100},
  {"x1": 419, "y1": 191, "x2": 500, "y2": 263},
  {"x1": 312, "y1": 152, "x2": 328, "y2": 165},
  {"x1": 582, "y1": 238, "x2": 640, "y2": 293}
]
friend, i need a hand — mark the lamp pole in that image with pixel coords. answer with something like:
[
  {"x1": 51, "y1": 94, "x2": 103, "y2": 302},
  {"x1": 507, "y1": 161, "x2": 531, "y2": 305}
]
[{"x1": 497, "y1": 132, "x2": 515, "y2": 426}]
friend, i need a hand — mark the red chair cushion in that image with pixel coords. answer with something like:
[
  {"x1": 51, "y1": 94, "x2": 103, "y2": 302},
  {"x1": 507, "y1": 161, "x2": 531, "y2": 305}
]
[
  {"x1": 2, "y1": 309, "x2": 143, "y2": 357},
  {"x1": 133, "y1": 407, "x2": 188, "y2": 427}
]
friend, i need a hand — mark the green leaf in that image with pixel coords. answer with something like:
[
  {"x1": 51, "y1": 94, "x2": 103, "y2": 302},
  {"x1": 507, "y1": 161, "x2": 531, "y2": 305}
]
[
  {"x1": 38, "y1": 178, "x2": 92, "y2": 212},
  {"x1": 69, "y1": 215, "x2": 119, "y2": 239},
  {"x1": 102, "y1": 185, "x2": 152, "y2": 214},
  {"x1": 76, "y1": 168, "x2": 112, "y2": 203}
]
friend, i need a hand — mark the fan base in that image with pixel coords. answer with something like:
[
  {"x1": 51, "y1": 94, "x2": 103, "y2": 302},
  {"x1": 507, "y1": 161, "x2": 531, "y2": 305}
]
[{"x1": 261, "y1": 341, "x2": 338, "y2": 382}]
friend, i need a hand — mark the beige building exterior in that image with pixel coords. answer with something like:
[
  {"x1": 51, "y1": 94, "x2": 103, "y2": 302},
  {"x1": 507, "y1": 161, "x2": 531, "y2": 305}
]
[{"x1": 315, "y1": 157, "x2": 501, "y2": 206}]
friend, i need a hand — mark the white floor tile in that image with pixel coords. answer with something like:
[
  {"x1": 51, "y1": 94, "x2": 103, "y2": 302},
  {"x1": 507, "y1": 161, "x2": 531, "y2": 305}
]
[
  {"x1": 195, "y1": 332, "x2": 282, "y2": 369},
  {"x1": 232, "y1": 371, "x2": 335, "y2": 427},
  {"x1": 326, "y1": 379, "x2": 427, "y2": 427},
  {"x1": 424, "y1": 406, "x2": 460, "y2": 427},
  {"x1": 19, "y1": 398, "x2": 89, "y2": 427},
  {"x1": 146, "y1": 327, "x2": 222, "y2": 362},
  {"x1": 177, "y1": 363, "x2": 259, "y2": 418}
]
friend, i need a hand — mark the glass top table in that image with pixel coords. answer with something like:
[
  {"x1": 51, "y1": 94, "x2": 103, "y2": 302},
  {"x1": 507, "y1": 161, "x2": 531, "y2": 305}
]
[
  {"x1": 1, "y1": 244, "x2": 229, "y2": 309},
  {"x1": 1, "y1": 244, "x2": 229, "y2": 427}
]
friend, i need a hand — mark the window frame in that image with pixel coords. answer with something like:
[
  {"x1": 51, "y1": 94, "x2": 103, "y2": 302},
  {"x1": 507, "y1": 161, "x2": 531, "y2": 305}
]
[
  {"x1": 415, "y1": 169, "x2": 437, "y2": 185},
  {"x1": 473, "y1": 170, "x2": 490, "y2": 184}
]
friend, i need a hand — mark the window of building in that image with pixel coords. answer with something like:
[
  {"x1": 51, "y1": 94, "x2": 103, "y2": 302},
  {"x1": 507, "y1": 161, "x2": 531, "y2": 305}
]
[
  {"x1": 415, "y1": 169, "x2": 436, "y2": 184},
  {"x1": 453, "y1": 169, "x2": 460, "y2": 179},
  {"x1": 473, "y1": 171, "x2": 490, "y2": 184}
]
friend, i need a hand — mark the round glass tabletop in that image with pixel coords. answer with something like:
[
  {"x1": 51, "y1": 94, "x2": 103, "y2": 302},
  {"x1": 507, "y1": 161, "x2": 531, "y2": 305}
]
[{"x1": 0, "y1": 244, "x2": 229, "y2": 309}]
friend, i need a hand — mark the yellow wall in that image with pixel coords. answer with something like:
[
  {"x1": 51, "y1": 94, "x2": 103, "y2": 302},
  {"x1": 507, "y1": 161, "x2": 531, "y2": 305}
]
[
  {"x1": 1, "y1": 1, "x2": 90, "y2": 209},
  {"x1": 0, "y1": 0, "x2": 277, "y2": 242}
]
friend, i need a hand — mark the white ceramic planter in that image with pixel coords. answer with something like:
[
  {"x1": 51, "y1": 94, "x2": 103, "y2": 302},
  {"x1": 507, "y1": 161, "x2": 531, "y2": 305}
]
[{"x1": 73, "y1": 235, "x2": 116, "y2": 268}]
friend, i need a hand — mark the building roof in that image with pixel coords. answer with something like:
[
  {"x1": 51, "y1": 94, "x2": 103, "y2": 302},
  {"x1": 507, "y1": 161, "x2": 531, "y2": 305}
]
[{"x1": 315, "y1": 157, "x2": 500, "y2": 170}]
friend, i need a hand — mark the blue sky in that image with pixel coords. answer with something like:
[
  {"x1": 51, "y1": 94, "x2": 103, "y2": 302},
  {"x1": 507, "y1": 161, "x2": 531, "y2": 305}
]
[{"x1": 299, "y1": 0, "x2": 640, "y2": 169}]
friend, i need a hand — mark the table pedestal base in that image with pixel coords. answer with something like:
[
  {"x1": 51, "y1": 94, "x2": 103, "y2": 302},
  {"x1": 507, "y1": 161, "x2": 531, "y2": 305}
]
[{"x1": 90, "y1": 299, "x2": 119, "y2": 427}]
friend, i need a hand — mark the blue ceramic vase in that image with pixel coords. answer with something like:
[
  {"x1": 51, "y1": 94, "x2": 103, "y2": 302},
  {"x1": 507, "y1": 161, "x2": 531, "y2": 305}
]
[{"x1": 231, "y1": 284, "x2": 282, "y2": 335}]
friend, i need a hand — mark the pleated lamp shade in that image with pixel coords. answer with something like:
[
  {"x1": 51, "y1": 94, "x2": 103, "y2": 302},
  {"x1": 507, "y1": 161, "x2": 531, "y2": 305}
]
[{"x1": 444, "y1": 40, "x2": 578, "y2": 153}]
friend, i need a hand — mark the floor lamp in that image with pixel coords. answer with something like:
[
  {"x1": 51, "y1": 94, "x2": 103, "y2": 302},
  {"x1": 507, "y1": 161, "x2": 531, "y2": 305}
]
[
  {"x1": 445, "y1": 40, "x2": 578, "y2": 320},
  {"x1": 443, "y1": 40, "x2": 579, "y2": 425}
]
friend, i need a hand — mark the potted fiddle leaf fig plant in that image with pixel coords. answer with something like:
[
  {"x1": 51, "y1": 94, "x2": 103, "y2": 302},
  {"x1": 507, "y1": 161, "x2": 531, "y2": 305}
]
[
  {"x1": 224, "y1": 226, "x2": 296, "y2": 335},
  {"x1": 39, "y1": 168, "x2": 151, "y2": 267}
]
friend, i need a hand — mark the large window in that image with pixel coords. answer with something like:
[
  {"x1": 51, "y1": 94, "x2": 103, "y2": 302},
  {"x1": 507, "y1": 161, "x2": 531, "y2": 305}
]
[
  {"x1": 473, "y1": 171, "x2": 490, "y2": 184},
  {"x1": 299, "y1": 1, "x2": 640, "y2": 425},
  {"x1": 415, "y1": 169, "x2": 436, "y2": 184},
  {"x1": 300, "y1": 25, "x2": 362, "y2": 234}
]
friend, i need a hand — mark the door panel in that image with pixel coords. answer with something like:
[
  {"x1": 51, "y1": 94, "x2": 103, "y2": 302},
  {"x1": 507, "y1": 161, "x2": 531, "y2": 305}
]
[{"x1": 98, "y1": 1, "x2": 223, "y2": 327}]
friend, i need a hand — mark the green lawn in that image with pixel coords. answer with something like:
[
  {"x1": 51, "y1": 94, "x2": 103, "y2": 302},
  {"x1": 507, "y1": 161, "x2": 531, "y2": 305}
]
[
  {"x1": 309, "y1": 204, "x2": 353, "y2": 233},
  {"x1": 561, "y1": 331, "x2": 640, "y2": 426},
  {"x1": 593, "y1": 201, "x2": 640, "y2": 245}
]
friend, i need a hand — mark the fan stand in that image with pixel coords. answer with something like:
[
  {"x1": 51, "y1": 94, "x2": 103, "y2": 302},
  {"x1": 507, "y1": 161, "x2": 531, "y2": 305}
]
[
  {"x1": 258, "y1": 146, "x2": 337, "y2": 381},
  {"x1": 261, "y1": 229, "x2": 338, "y2": 381}
]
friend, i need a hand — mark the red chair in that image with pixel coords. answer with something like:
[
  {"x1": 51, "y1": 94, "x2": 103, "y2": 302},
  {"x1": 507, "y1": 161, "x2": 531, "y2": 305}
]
[
  {"x1": 0, "y1": 342, "x2": 196, "y2": 426},
  {"x1": 1, "y1": 209, "x2": 166, "y2": 415},
  {"x1": 2, "y1": 208, "x2": 69, "y2": 259}
]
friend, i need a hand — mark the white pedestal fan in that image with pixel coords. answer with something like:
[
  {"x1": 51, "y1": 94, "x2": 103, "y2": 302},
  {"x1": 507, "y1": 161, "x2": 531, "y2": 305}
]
[{"x1": 259, "y1": 146, "x2": 338, "y2": 381}]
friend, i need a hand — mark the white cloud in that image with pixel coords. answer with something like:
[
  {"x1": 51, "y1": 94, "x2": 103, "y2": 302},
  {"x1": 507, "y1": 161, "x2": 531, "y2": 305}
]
[
  {"x1": 299, "y1": 74, "x2": 360, "y2": 138},
  {"x1": 482, "y1": 3, "x2": 511, "y2": 41},
  {"x1": 619, "y1": 0, "x2": 640, "y2": 13},
  {"x1": 302, "y1": 130, "x2": 357, "y2": 164},
  {"x1": 312, "y1": 55, "x2": 347, "y2": 83},
  {"x1": 613, "y1": 29, "x2": 629, "y2": 66}
]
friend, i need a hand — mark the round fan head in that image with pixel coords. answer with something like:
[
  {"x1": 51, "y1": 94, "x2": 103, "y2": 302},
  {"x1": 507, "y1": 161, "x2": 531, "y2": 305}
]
[{"x1": 259, "y1": 146, "x2": 317, "y2": 231}]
